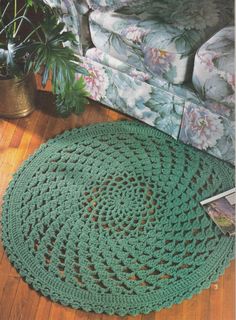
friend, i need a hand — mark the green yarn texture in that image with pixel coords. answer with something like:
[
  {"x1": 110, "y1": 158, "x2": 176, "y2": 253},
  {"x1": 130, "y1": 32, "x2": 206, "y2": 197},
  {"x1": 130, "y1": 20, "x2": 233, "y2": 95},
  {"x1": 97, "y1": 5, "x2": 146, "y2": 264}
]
[{"x1": 2, "y1": 121, "x2": 235, "y2": 316}]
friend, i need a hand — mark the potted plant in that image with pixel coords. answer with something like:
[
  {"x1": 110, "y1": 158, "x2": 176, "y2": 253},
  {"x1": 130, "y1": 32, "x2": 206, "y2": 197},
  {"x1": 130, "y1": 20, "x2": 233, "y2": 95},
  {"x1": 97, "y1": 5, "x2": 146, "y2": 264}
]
[{"x1": 0, "y1": 0, "x2": 89, "y2": 118}]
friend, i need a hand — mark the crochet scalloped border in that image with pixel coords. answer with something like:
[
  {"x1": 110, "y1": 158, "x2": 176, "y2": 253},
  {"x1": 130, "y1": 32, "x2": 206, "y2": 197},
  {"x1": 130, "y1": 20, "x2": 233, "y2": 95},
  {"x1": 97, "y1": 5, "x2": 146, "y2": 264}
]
[{"x1": 2, "y1": 121, "x2": 235, "y2": 316}]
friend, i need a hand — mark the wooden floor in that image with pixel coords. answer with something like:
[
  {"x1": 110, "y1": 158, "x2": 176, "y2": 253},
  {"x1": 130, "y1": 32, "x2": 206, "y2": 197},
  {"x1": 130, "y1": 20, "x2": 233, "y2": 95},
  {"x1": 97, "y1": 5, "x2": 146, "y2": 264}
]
[{"x1": 0, "y1": 92, "x2": 235, "y2": 320}]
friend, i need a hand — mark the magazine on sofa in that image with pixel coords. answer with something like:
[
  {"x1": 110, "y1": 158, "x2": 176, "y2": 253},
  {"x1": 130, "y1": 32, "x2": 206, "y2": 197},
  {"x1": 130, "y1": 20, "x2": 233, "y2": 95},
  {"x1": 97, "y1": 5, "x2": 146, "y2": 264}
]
[{"x1": 200, "y1": 188, "x2": 235, "y2": 236}]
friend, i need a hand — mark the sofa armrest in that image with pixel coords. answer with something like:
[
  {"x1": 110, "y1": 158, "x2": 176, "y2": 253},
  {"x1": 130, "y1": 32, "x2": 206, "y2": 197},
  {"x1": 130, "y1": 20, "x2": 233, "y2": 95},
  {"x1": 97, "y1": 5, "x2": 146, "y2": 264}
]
[{"x1": 192, "y1": 27, "x2": 235, "y2": 110}]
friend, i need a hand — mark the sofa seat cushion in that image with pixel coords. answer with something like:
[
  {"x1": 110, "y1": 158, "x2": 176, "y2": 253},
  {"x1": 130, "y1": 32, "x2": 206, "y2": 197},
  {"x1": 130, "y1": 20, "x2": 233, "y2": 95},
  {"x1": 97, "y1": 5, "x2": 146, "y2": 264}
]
[
  {"x1": 80, "y1": 55, "x2": 185, "y2": 138},
  {"x1": 80, "y1": 54, "x2": 235, "y2": 163},
  {"x1": 89, "y1": 1, "x2": 233, "y2": 84},
  {"x1": 86, "y1": 47, "x2": 204, "y2": 106},
  {"x1": 192, "y1": 27, "x2": 235, "y2": 110},
  {"x1": 86, "y1": 47, "x2": 235, "y2": 122}
]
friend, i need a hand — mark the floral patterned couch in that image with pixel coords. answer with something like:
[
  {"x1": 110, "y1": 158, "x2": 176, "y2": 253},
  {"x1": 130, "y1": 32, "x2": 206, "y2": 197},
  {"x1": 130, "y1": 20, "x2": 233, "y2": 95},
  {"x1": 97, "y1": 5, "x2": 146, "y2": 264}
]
[{"x1": 44, "y1": 0, "x2": 235, "y2": 164}]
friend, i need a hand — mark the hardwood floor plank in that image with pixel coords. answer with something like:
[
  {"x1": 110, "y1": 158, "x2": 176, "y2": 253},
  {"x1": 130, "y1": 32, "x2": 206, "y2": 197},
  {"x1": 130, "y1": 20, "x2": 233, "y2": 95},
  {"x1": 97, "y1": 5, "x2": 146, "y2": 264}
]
[
  {"x1": 0, "y1": 163, "x2": 15, "y2": 202},
  {"x1": 0, "y1": 273, "x2": 11, "y2": 301},
  {"x1": 182, "y1": 295, "x2": 197, "y2": 320},
  {"x1": 0, "y1": 252, "x2": 20, "y2": 278},
  {"x1": 9, "y1": 117, "x2": 30, "y2": 148},
  {"x1": 195, "y1": 288, "x2": 210, "y2": 320},
  {"x1": 74, "y1": 310, "x2": 90, "y2": 320},
  {"x1": 124, "y1": 316, "x2": 142, "y2": 320},
  {"x1": 0, "y1": 164, "x2": 12, "y2": 265},
  {"x1": 154, "y1": 309, "x2": 167, "y2": 320},
  {"x1": 27, "y1": 110, "x2": 51, "y2": 155},
  {"x1": 208, "y1": 278, "x2": 224, "y2": 320},
  {"x1": 18, "y1": 112, "x2": 41, "y2": 158},
  {"x1": 34, "y1": 297, "x2": 52, "y2": 320},
  {"x1": 44, "y1": 115, "x2": 68, "y2": 141},
  {"x1": 49, "y1": 303, "x2": 76, "y2": 320},
  {"x1": 0, "y1": 275, "x2": 20, "y2": 320},
  {"x1": 0, "y1": 119, "x2": 8, "y2": 141},
  {"x1": 101, "y1": 314, "x2": 127, "y2": 320},
  {"x1": 0, "y1": 246, "x2": 4, "y2": 264},
  {"x1": 155, "y1": 302, "x2": 183, "y2": 320},
  {"x1": 222, "y1": 262, "x2": 235, "y2": 320},
  {"x1": 86, "y1": 312, "x2": 104, "y2": 320},
  {"x1": 0, "y1": 112, "x2": 39, "y2": 176},
  {"x1": 0, "y1": 120, "x2": 19, "y2": 160},
  {"x1": 0, "y1": 119, "x2": 19, "y2": 146},
  {"x1": 73, "y1": 310, "x2": 88, "y2": 320},
  {"x1": 141, "y1": 311, "x2": 155, "y2": 320},
  {"x1": 8, "y1": 279, "x2": 40, "y2": 320}
]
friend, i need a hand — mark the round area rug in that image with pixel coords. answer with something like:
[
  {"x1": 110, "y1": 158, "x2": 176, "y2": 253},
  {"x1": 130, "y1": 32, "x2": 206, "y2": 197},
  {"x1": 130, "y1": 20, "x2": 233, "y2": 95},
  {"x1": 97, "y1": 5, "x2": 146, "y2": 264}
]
[{"x1": 2, "y1": 121, "x2": 235, "y2": 315}]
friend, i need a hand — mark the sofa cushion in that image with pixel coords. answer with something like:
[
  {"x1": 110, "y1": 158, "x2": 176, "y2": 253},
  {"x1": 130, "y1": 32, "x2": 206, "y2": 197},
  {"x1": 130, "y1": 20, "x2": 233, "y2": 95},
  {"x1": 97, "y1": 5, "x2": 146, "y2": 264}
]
[
  {"x1": 192, "y1": 27, "x2": 235, "y2": 110},
  {"x1": 79, "y1": 55, "x2": 234, "y2": 163},
  {"x1": 89, "y1": 0, "x2": 233, "y2": 84},
  {"x1": 86, "y1": 47, "x2": 207, "y2": 106},
  {"x1": 80, "y1": 56, "x2": 185, "y2": 138}
]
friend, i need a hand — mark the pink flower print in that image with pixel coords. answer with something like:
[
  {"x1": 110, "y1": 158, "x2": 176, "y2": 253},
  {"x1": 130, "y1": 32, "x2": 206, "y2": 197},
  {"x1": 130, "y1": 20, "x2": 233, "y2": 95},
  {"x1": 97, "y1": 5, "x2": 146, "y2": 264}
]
[
  {"x1": 206, "y1": 102, "x2": 231, "y2": 118},
  {"x1": 123, "y1": 26, "x2": 149, "y2": 44},
  {"x1": 144, "y1": 48, "x2": 175, "y2": 76},
  {"x1": 198, "y1": 51, "x2": 220, "y2": 72},
  {"x1": 181, "y1": 104, "x2": 224, "y2": 150},
  {"x1": 85, "y1": 48, "x2": 105, "y2": 63},
  {"x1": 129, "y1": 69, "x2": 150, "y2": 82},
  {"x1": 80, "y1": 62, "x2": 109, "y2": 100}
]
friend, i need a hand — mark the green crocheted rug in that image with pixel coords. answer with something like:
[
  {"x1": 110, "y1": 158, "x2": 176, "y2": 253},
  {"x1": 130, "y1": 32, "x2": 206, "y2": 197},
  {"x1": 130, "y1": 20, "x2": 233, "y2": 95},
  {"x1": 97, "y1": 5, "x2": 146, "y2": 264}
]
[{"x1": 2, "y1": 121, "x2": 235, "y2": 315}]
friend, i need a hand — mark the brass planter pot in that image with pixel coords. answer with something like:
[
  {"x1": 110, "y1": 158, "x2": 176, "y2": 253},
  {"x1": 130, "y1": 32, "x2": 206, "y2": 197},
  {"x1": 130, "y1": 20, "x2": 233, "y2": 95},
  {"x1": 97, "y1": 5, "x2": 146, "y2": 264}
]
[{"x1": 0, "y1": 73, "x2": 36, "y2": 118}]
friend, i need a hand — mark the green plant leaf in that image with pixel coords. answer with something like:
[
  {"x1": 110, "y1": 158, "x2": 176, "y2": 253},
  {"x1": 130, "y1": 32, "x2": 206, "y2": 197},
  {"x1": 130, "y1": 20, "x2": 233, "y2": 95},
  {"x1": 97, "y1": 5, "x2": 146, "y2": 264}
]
[
  {"x1": 0, "y1": 3, "x2": 90, "y2": 114},
  {"x1": 55, "y1": 77, "x2": 89, "y2": 116}
]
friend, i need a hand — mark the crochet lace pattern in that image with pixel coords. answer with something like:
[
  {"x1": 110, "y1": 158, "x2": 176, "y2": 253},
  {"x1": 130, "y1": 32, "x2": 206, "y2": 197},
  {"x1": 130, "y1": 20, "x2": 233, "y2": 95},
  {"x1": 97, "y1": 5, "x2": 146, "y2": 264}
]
[{"x1": 2, "y1": 121, "x2": 235, "y2": 316}]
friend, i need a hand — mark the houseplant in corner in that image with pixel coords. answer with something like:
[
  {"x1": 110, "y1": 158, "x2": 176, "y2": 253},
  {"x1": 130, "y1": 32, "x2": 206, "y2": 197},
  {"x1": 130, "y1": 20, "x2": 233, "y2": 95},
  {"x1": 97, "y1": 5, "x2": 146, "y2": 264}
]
[{"x1": 0, "y1": 0, "x2": 89, "y2": 118}]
